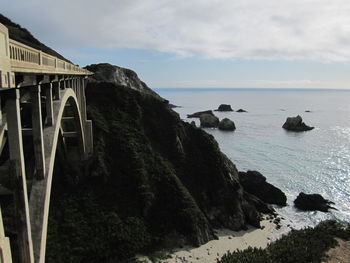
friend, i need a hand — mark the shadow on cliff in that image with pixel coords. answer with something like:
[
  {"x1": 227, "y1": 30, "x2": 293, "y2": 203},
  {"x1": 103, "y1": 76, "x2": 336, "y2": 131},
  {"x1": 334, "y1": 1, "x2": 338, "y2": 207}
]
[{"x1": 45, "y1": 64, "x2": 273, "y2": 262}]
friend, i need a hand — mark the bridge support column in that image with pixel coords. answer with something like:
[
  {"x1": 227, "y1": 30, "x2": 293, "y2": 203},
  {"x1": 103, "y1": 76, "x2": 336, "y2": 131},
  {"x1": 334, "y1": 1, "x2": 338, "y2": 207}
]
[
  {"x1": 79, "y1": 78, "x2": 86, "y2": 121},
  {"x1": 0, "y1": 206, "x2": 13, "y2": 263},
  {"x1": 52, "y1": 81, "x2": 60, "y2": 101},
  {"x1": 44, "y1": 83, "x2": 54, "y2": 126},
  {"x1": 73, "y1": 78, "x2": 77, "y2": 95},
  {"x1": 60, "y1": 78, "x2": 66, "y2": 91},
  {"x1": 76, "y1": 78, "x2": 80, "y2": 110},
  {"x1": 31, "y1": 85, "x2": 46, "y2": 180},
  {"x1": 6, "y1": 88, "x2": 34, "y2": 263},
  {"x1": 0, "y1": 98, "x2": 2, "y2": 125}
]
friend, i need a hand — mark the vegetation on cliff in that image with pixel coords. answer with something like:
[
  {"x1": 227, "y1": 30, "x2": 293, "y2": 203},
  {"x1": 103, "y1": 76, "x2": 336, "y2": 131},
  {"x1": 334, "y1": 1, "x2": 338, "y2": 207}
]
[
  {"x1": 45, "y1": 64, "x2": 270, "y2": 262},
  {"x1": 218, "y1": 220, "x2": 350, "y2": 263}
]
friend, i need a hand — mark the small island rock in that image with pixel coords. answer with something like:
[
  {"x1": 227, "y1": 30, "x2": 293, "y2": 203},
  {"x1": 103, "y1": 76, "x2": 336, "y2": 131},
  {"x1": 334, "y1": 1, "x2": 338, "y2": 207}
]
[
  {"x1": 215, "y1": 104, "x2": 233, "y2": 112},
  {"x1": 200, "y1": 114, "x2": 219, "y2": 128},
  {"x1": 282, "y1": 115, "x2": 314, "y2": 131},
  {"x1": 238, "y1": 171, "x2": 287, "y2": 206},
  {"x1": 187, "y1": 110, "x2": 214, "y2": 118},
  {"x1": 294, "y1": 192, "x2": 335, "y2": 212},
  {"x1": 236, "y1": 109, "x2": 247, "y2": 113},
  {"x1": 218, "y1": 118, "x2": 236, "y2": 131}
]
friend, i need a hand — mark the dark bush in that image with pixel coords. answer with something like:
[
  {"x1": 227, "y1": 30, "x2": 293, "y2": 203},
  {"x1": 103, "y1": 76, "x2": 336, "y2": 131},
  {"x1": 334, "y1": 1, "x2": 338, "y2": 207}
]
[{"x1": 218, "y1": 220, "x2": 350, "y2": 263}]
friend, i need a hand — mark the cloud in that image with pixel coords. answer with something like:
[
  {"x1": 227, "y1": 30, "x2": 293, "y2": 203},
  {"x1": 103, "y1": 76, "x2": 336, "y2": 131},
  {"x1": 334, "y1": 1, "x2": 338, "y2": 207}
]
[{"x1": 3, "y1": 0, "x2": 350, "y2": 61}]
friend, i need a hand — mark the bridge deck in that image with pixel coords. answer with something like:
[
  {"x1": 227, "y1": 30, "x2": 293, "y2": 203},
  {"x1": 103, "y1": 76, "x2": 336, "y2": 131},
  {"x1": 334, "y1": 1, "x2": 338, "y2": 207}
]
[{"x1": 1, "y1": 22, "x2": 91, "y2": 90}]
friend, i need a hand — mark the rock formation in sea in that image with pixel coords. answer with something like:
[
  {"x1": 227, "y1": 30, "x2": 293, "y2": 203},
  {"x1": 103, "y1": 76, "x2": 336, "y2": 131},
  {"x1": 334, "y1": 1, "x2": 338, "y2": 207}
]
[
  {"x1": 215, "y1": 104, "x2": 233, "y2": 112},
  {"x1": 238, "y1": 171, "x2": 287, "y2": 206},
  {"x1": 236, "y1": 109, "x2": 247, "y2": 113},
  {"x1": 294, "y1": 192, "x2": 335, "y2": 212},
  {"x1": 187, "y1": 110, "x2": 215, "y2": 118},
  {"x1": 218, "y1": 118, "x2": 236, "y2": 131},
  {"x1": 200, "y1": 114, "x2": 220, "y2": 128},
  {"x1": 282, "y1": 115, "x2": 314, "y2": 131}
]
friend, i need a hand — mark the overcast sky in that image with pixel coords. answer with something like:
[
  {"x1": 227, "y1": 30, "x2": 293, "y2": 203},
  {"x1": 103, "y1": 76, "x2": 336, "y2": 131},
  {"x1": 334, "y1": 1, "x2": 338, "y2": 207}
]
[{"x1": 3, "y1": 0, "x2": 350, "y2": 88}]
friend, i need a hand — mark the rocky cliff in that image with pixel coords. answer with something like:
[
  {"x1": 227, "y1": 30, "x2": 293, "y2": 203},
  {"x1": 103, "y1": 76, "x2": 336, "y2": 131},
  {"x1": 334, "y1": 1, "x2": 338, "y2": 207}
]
[{"x1": 45, "y1": 63, "x2": 269, "y2": 262}]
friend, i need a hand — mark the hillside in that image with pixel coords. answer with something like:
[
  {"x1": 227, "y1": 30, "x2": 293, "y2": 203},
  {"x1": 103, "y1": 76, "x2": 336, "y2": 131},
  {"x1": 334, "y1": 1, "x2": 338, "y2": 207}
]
[{"x1": 45, "y1": 63, "x2": 273, "y2": 262}]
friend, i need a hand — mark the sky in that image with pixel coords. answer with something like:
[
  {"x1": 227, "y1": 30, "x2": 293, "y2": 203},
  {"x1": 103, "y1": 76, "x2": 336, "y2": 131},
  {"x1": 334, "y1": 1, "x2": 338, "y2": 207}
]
[{"x1": 2, "y1": 0, "x2": 350, "y2": 89}]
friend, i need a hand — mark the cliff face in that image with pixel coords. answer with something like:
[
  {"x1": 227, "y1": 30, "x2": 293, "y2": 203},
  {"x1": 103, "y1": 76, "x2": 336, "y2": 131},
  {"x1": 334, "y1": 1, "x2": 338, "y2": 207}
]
[
  {"x1": 85, "y1": 63, "x2": 161, "y2": 98},
  {"x1": 46, "y1": 64, "x2": 263, "y2": 262}
]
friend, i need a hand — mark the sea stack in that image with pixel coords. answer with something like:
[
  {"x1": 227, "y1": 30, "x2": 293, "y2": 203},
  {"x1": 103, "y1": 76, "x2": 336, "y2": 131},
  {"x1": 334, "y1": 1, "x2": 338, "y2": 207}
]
[
  {"x1": 282, "y1": 115, "x2": 314, "y2": 132},
  {"x1": 218, "y1": 118, "x2": 236, "y2": 131},
  {"x1": 215, "y1": 104, "x2": 233, "y2": 111},
  {"x1": 294, "y1": 192, "x2": 335, "y2": 212},
  {"x1": 187, "y1": 110, "x2": 215, "y2": 118},
  {"x1": 200, "y1": 114, "x2": 219, "y2": 128}
]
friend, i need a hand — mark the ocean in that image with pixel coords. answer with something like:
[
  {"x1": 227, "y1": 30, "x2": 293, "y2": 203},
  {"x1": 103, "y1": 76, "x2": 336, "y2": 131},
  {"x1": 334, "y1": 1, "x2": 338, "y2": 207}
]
[{"x1": 156, "y1": 88, "x2": 350, "y2": 229}]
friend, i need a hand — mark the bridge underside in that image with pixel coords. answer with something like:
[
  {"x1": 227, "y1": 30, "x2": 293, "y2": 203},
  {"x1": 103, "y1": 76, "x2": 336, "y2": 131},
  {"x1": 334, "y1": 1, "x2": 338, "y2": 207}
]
[{"x1": 0, "y1": 75, "x2": 93, "y2": 263}]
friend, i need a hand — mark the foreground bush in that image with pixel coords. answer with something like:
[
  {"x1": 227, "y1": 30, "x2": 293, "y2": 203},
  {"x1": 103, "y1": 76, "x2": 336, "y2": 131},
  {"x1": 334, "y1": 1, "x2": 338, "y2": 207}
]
[{"x1": 218, "y1": 220, "x2": 350, "y2": 263}]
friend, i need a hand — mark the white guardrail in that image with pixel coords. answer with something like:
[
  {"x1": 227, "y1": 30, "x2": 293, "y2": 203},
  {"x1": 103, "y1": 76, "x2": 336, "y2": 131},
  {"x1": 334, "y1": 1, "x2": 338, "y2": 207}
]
[{"x1": 9, "y1": 39, "x2": 91, "y2": 75}]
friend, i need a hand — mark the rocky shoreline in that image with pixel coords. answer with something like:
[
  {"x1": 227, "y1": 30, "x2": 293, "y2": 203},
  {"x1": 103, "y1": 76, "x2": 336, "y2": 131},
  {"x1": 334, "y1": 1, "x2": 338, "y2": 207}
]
[{"x1": 1, "y1": 14, "x2": 348, "y2": 263}]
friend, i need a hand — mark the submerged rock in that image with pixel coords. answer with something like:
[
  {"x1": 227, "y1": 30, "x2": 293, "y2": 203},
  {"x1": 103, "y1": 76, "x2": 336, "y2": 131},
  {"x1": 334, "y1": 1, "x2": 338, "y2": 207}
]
[
  {"x1": 215, "y1": 104, "x2": 233, "y2": 112},
  {"x1": 200, "y1": 114, "x2": 219, "y2": 128},
  {"x1": 187, "y1": 110, "x2": 215, "y2": 118},
  {"x1": 282, "y1": 115, "x2": 314, "y2": 131},
  {"x1": 218, "y1": 118, "x2": 236, "y2": 131},
  {"x1": 294, "y1": 192, "x2": 335, "y2": 212},
  {"x1": 238, "y1": 171, "x2": 287, "y2": 206},
  {"x1": 236, "y1": 109, "x2": 247, "y2": 113}
]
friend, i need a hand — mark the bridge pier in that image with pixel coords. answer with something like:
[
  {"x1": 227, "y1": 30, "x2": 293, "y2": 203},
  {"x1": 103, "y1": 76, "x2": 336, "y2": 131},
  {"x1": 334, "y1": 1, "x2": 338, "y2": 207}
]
[
  {"x1": 0, "y1": 207, "x2": 12, "y2": 263},
  {"x1": 44, "y1": 83, "x2": 54, "y2": 126},
  {"x1": 30, "y1": 85, "x2": 46, "y2": 180},
  {"x1": 6, "y1": 88, "x2": 35, "y2": 263},
  {"x1": 52, "y1": 81, "x2": 60, "y2": 101}
]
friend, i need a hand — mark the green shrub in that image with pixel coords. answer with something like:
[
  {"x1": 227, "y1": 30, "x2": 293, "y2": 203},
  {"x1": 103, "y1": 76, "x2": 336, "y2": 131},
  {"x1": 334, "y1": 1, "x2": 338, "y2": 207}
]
[{"x1": 218, "y1": 220, "x2": 350, "y2": 263}]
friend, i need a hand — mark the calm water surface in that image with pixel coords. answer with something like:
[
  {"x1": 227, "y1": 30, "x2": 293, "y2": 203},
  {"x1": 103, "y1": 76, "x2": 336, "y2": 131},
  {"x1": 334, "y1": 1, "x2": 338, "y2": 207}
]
[{"x1": 156, "y1": 88, "x2": 350, "y2": 228}]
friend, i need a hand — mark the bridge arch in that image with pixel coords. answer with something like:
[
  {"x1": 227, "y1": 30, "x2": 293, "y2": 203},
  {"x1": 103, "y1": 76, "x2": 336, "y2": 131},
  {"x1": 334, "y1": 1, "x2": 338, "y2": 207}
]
[
  {"x1": 29, "y1": 88, "x2": 87, "y2": 263},
  {"x1": 0, "y1": 21, "x2": 93, "y2": 263}
]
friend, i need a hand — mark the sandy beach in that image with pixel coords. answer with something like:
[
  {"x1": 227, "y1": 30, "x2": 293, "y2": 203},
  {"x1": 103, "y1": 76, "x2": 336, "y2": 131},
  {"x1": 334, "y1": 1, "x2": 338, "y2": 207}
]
[
  {"x1": 136, "y1": 216, "x2": 291, "y2": 263},
  {"x1": 161, "y1": 219, "x2": 289, "y2": 263}
]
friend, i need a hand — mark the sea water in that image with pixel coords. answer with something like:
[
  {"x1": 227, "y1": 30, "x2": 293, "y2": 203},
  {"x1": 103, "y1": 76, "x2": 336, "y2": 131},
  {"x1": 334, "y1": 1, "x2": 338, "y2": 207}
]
[{"x1": 156, "y1": 88, "x2": 350, "y2": 229}]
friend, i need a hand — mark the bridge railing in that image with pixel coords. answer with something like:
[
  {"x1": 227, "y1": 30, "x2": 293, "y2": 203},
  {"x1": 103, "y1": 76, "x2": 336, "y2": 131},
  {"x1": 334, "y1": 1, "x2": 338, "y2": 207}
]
[{"x1": 9, "y1": 39, "x2": 91, "y2": 75}]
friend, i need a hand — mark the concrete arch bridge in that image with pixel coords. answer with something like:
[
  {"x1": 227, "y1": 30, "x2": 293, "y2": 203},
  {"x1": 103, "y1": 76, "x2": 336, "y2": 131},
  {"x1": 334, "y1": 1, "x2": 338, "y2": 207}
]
[{"x1": 0, "y1": 23, "x2": 93, "y2": 263}]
